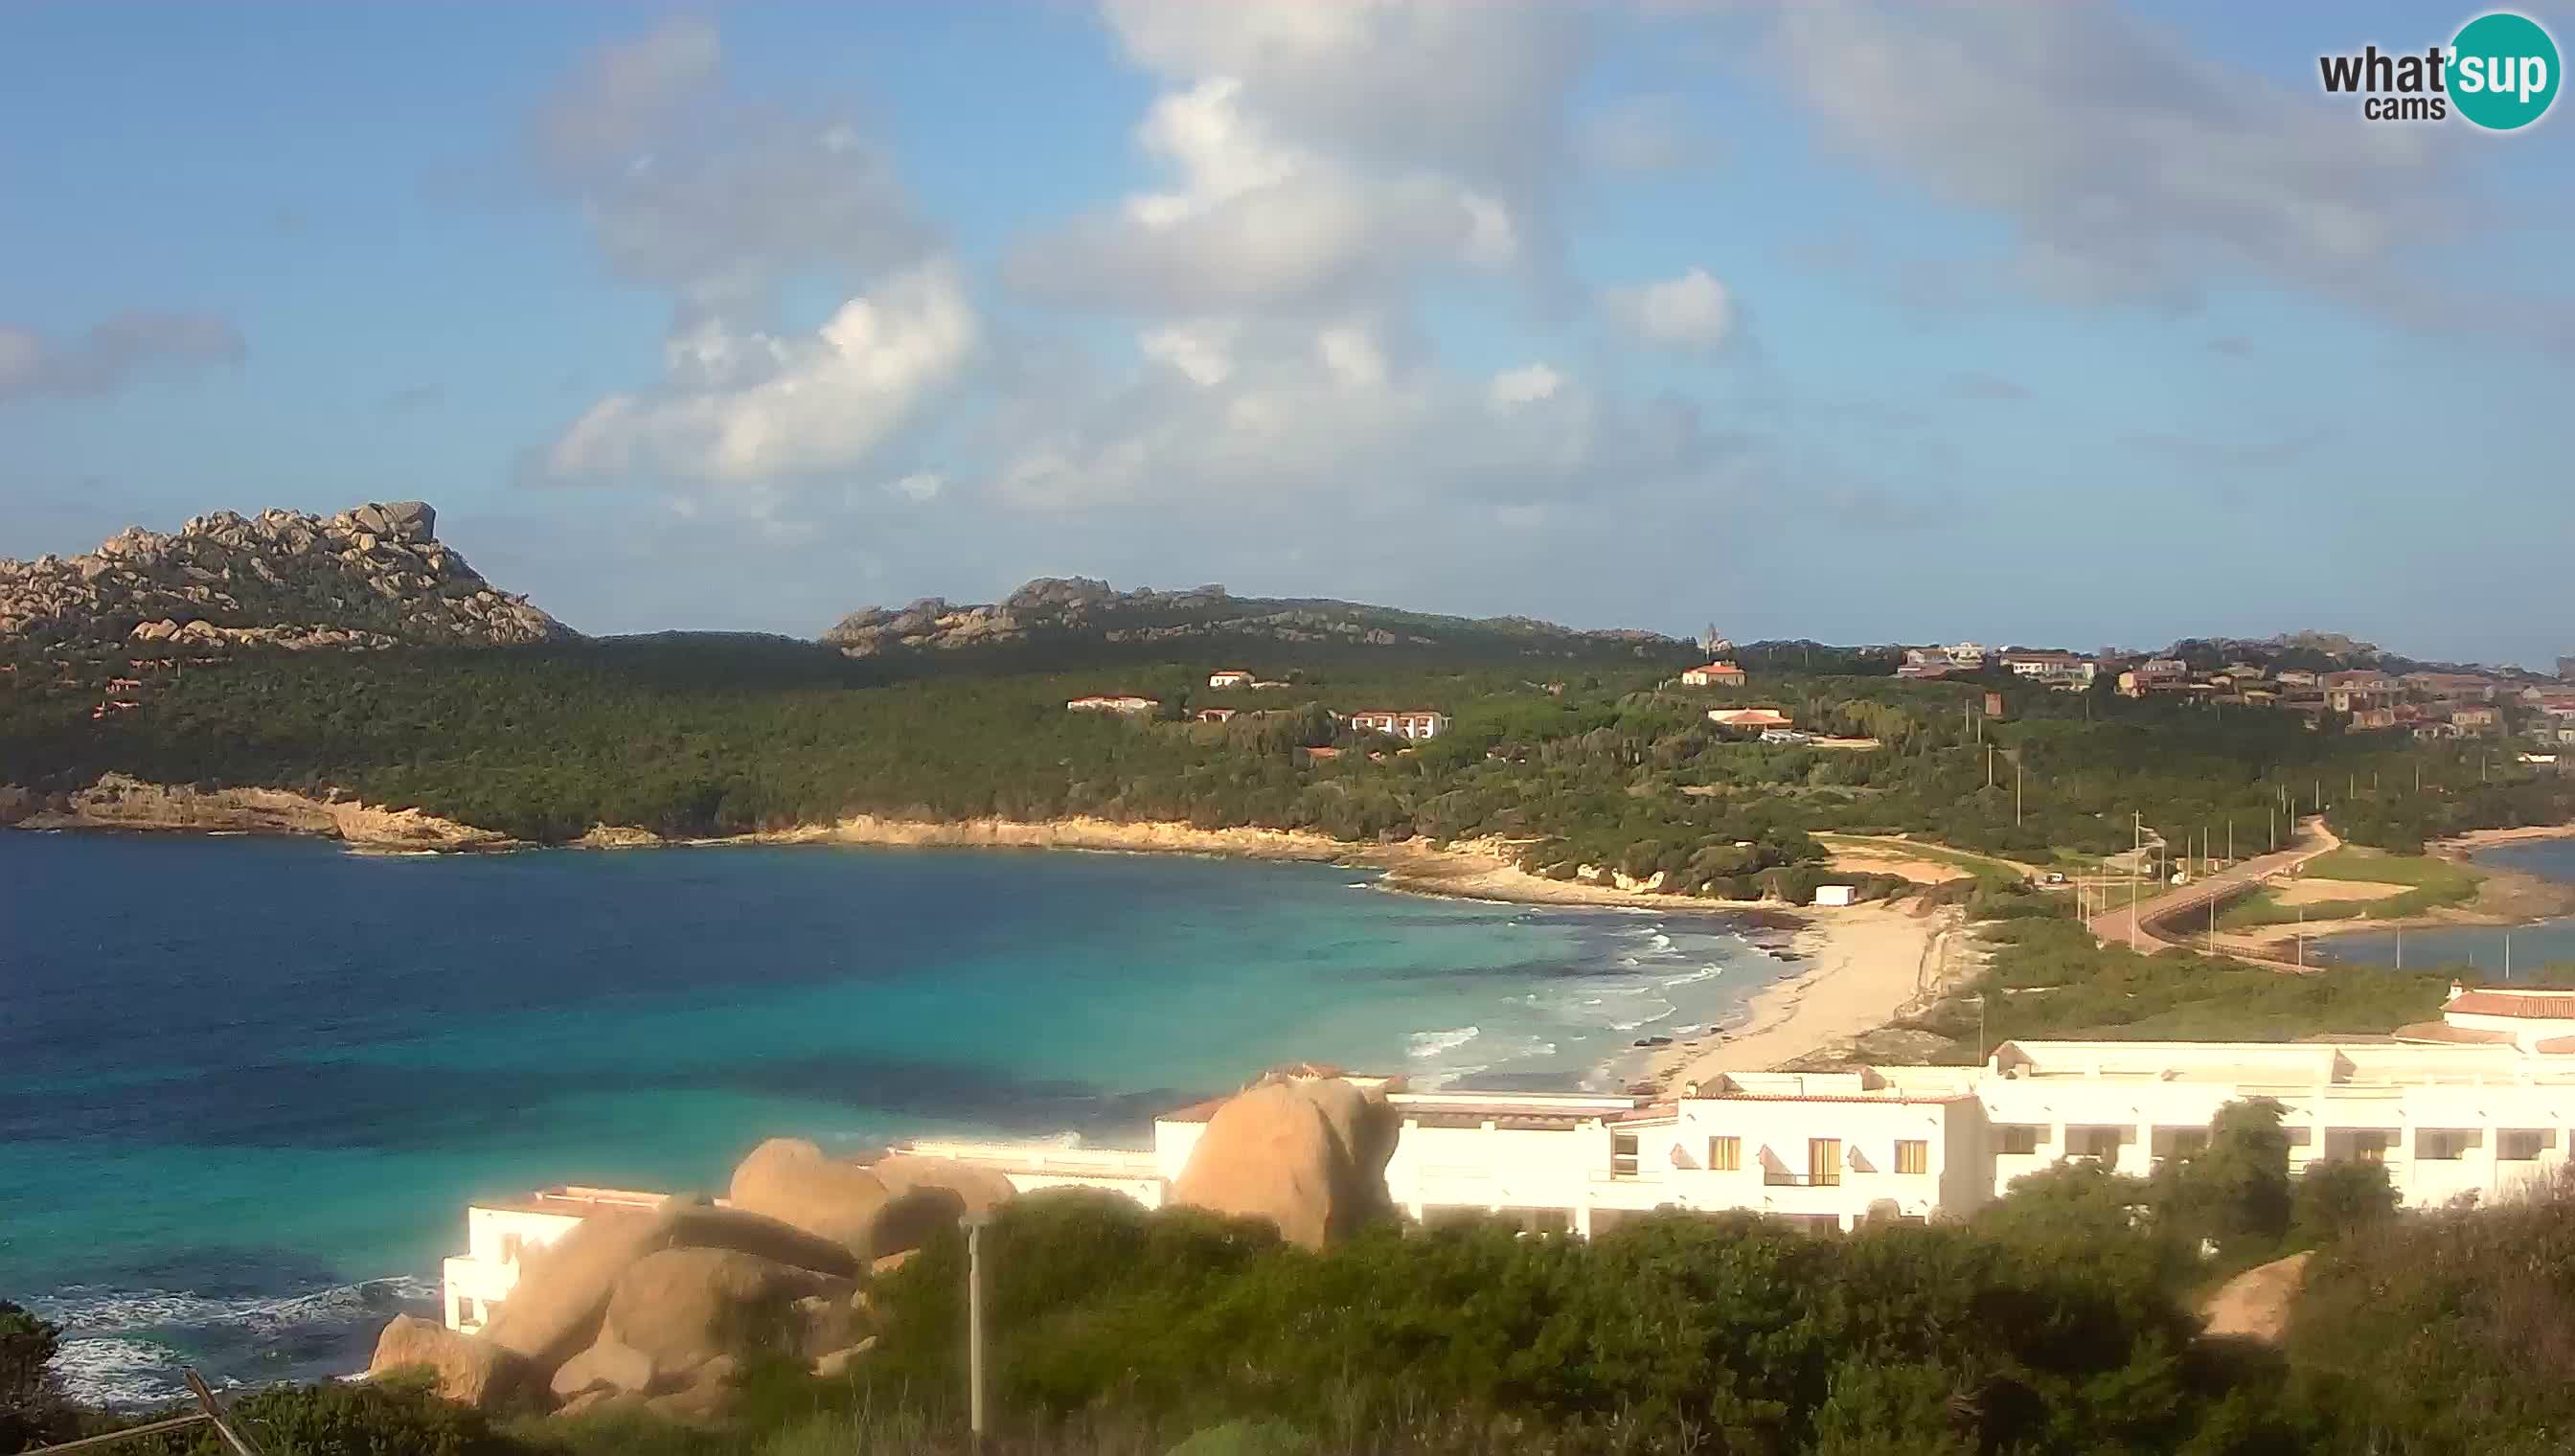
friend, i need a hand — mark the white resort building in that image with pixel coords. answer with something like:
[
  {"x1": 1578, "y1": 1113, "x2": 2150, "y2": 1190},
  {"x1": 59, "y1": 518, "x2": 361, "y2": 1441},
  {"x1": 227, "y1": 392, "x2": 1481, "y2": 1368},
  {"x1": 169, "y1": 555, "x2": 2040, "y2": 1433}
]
[{"x1": 440, "y1": 989, "x2": 2575, "y2": 1331}]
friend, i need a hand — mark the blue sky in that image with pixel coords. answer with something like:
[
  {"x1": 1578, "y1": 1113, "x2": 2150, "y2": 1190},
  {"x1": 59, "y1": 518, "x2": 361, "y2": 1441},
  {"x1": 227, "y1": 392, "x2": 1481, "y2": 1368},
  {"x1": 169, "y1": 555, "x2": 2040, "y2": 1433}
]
[{"x1": 4, "y1": 2, "x2": 2570, "y2": 666}]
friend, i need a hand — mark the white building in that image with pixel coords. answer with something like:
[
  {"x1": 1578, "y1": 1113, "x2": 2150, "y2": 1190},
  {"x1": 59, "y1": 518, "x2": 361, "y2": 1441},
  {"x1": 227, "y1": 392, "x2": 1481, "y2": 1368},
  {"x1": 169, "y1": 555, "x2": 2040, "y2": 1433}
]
[
  {"x1": 1679, "y1": 662, "x2": 1747, "y2": 688},
  {"x1": 1067, "y1": 694, "x2": 1160, "y2": 715},
  {"x1": 1948, "y1": 642, "x2": 1987, "y2": 669},
  {"x1": 1998, "y1": 651, "x2": 2097, "y2": 685},
  {"x1": 1347, "y1": 710, "x2": 1450, "y2": 740},
  {"x1": 887, "y1": 1035, "x2": 2575, "y2": 1234},
  {"x1": 441, "y1": 1186, "x2": 670, "y2": 1333},
  {"x1": 445, "y1": 1014, "x2": 2575, "y2": 1330},
  {"x1": 1207, "y1": 671, "x2": 1254, "y2": 690}
]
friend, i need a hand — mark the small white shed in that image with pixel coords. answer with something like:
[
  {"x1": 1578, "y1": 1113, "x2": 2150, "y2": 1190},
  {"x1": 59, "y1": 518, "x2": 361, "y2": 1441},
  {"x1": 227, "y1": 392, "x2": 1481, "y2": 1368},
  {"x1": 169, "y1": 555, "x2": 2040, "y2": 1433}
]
[{"x1": 1812, "y1": 884, "x2": 1857, "y2": 907}]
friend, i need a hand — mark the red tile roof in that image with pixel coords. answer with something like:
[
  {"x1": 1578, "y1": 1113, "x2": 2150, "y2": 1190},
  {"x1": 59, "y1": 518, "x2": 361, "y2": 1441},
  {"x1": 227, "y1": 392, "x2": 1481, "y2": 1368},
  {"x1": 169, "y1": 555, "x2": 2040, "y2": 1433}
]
[
  {"x1": 2448, "y1": 991, "x2": 2575, "y2": 1018},
  {"x1": 2390, "y1": 1020, "x2": 2517, "y2": 1045}
]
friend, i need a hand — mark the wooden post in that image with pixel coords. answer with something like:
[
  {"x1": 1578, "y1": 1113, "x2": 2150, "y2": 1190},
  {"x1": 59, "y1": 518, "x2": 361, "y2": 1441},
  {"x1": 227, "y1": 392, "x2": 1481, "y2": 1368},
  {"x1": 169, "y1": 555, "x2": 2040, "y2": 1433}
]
[{"x1": 184, "y1": 1371, "x2": 265, "y2": 1456}]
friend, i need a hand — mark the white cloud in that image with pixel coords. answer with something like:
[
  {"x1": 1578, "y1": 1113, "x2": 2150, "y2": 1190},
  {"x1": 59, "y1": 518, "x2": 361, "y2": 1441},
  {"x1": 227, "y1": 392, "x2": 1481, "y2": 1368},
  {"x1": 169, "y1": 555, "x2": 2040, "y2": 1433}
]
[
  {"x1": 1003, "y1": 1, "x2": 1608, "y2": 315},
  {"x1": 1770, "y1": 0, "x2": 2446, "y2": 309},
  {"x1": 1139, "y1": 320, "x2": 1239, "y2": 386},
  {"x1": 1603, "y1": 267, "x2": 1737, "y2": 352},
  {"x1": 544, "y1": 260, "x2": 977, "y2": 485},
  {"x1": 1006, "y1": 75, "x2": 1521, "y2": 314},
  {"x1": 988, "y1": 317, "x2": 1720, "y2": 516},
  {"x1": 886, "y1": 471, "x2": 946, "y2": 503},
  {"x1": 1489, "y1": 363, "x2": 1564, "y2": 407},
  {"x1": 526, "y1": 18, "x2": 934, "y2": 321}
]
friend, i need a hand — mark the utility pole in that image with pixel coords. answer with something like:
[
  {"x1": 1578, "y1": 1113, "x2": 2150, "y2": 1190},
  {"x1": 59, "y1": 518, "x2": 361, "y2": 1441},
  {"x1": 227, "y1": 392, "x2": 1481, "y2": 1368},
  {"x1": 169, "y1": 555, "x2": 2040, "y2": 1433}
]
[
  {"x1": 2016, "y1": 758, "x2": 2023, "y2": 827},
  {"x1": 2296, "y1": 906, "x2": 2305, "y2": 969},
  {"x1": 2395, "y1": 925, "x2": 2403, "y2": 970}
]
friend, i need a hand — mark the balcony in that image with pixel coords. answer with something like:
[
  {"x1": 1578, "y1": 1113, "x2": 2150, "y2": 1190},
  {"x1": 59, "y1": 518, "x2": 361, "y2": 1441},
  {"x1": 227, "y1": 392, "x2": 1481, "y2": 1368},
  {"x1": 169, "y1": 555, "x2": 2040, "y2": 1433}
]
[{"x1": 1763, "y1": 1172, "x2": 1842, "y2": 1187}]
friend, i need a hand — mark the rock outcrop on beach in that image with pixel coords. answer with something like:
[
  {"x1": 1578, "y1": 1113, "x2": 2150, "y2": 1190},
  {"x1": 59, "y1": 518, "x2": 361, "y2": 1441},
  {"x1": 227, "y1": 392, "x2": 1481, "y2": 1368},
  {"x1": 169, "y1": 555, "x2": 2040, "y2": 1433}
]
[
  {"x1": 821, "y1": 577, "x2": 1684, "y2": 663},
  {"x1": 1171, "y1": 1070, "x2": 1400, "y2": 1249},
  {"x1": 9, "y1": 773, "x2": 515, "y2": 850},
  {"x1": 0, "y1": 500, "x2": 572, "y2": 653}
]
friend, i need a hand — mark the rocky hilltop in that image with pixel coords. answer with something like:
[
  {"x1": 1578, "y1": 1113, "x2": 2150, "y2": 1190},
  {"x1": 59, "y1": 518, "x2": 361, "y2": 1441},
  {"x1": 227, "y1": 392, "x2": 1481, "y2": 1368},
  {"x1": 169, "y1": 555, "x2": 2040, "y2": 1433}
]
[
  {"x1": 0, "y1": 500, "x2": 572, "y2": 653},
  {"x1": 823, "y1": 577, "x2": 1681, "y2": 661}
]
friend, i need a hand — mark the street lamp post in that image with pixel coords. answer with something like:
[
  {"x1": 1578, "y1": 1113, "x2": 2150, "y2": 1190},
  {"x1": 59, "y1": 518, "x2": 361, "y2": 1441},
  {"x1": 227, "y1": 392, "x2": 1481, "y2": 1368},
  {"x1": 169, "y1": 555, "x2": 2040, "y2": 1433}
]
[{"x1": 962, "y1": 1210, "x2": 992, "y2": 1449}]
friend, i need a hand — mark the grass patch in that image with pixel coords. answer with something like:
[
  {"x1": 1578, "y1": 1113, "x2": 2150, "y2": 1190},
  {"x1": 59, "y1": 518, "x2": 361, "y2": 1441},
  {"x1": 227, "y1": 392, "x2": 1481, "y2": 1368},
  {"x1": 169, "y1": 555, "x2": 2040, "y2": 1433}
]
[
  {"x1": 2216, "y1": 847, "x2": 2482, "y2": 928},
  {"x1": 1906, "y1": 917, "x2": 2449, "y2": 1052}
]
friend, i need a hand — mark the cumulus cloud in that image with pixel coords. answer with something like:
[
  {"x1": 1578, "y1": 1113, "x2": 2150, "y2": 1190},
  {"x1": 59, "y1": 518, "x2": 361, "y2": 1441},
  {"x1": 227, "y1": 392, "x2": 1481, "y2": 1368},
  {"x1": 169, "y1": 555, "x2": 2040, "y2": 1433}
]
[
  {"x1": 989, "y1": 316, "x2": 1721, "y2": 515},
  {"x1": 528, "y1": 19, "x2": 969, "y2": 489},
  {"x1": 544, "y1": 260, "x2": 976, "y2": 486},
  {"x1": 1603, "y1": 267, "x2": 1736, "y2": 352},
  {"x1": 1006, "y1": 0, "x2": 1588, "y2": 314},
  {"x1": 0, "y1": 311, "x2": 244, "y2": 402},
  {"x1": 1771, "y1": 0, "x2": 2448, "y2": 311}
]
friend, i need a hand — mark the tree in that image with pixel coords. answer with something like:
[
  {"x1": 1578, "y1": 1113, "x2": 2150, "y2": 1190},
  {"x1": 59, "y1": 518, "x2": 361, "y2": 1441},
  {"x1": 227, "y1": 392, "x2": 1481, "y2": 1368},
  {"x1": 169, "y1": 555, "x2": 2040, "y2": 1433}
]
[
  {"x1": 0, "y1": 1300, "x2": 66, "y2": 1452},
  {"x1": 2290, "y1": 1158, "x2": 2399, "y2": 1248},
  {"x1": 2159, "y1": 1098, "x2": 2293, "y2": 1262}
]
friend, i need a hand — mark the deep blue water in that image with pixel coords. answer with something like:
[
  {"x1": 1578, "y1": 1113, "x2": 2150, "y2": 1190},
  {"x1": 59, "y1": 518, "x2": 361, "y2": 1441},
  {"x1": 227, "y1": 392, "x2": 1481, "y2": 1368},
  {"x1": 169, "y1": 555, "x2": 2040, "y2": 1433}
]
[
  {"x1": 0, "y1": 832, "x2": 1789, "y2": 1404},
  {"x1": 2318, "y1": 839, "x2": 2575, "y2": 972}
]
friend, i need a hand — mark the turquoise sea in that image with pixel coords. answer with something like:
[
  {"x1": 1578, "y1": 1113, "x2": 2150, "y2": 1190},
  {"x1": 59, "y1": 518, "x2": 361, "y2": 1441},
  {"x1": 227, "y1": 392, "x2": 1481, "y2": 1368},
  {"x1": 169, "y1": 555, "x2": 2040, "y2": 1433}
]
[
  {"x1": 2319, "y1": 839, "x2": 2575, "y2": 973},
  {"x1": 0, "y1": 832, "x2": 1794, "y2": 1405}
]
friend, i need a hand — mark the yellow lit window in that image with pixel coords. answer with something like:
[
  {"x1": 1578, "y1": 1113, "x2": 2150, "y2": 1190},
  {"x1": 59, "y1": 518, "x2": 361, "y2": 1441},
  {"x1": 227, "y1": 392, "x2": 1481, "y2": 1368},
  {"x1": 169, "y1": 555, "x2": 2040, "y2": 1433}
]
[
  {"x1": 1896, "y1": 1140, "x2": 1929, "y2": 1174},
  {"x1": 1707, "y1": 1136, "x2": 1741, "y2": 1172}
]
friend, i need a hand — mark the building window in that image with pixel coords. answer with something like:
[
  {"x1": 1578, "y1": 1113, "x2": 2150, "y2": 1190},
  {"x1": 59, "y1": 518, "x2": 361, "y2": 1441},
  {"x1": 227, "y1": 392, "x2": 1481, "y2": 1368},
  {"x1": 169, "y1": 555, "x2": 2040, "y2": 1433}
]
[
  {"x1": 2167, "y1": 1129, "x2": 2208, "y2": 1158},
  {"x1": 2073, "y1": 1127, "x2": 2124, "y2": 1160},
  {"x1": 2418, "y1": 1130, "x2": 2473, "y2": 1161},
  {"x1": 2501, "y1": 1129, "x2": 2553, "y2": 1161},
  {"x1": 1808, "y1": 1138, "x2": 1843, "y2": 1187},
  {"x1": 1999, "y1": 1126, "x2": 2041, "y2": 1155},
  {"x1": 1895, "y1": 1140, "x2": 1928, "y2": 1175},
  {"x1": 1708, "y1": 1136, "x2": 1742, "y2": 1172},
  {"x1": 1611, "y1": 1132, "x2": 1639, "y2": 1178}
]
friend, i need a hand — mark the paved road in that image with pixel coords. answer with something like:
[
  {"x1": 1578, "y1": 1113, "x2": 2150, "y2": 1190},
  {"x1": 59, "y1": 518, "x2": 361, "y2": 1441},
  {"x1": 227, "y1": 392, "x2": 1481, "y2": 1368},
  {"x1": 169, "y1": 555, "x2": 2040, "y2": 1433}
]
[{"x1": 2085, "y1": 817, "x2": 2340, "y2": 967}]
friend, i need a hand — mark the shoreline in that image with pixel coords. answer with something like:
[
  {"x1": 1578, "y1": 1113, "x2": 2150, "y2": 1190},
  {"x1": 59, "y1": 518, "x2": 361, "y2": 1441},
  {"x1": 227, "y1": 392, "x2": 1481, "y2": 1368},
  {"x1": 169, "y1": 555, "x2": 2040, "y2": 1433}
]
[
  {"x1": 1638, "y1": 900, "x2": 1965, "y2": 1092},
  {"x1": 8, "y1": 778, "x2": 1945, "y2": 1076}
]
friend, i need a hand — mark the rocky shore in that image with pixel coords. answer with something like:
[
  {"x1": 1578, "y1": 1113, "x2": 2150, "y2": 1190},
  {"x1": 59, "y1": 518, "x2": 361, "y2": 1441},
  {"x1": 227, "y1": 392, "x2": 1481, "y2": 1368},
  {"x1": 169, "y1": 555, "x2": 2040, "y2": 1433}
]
[{"x1": 3, "y1": 773, "x2": 515, "y2": 851}]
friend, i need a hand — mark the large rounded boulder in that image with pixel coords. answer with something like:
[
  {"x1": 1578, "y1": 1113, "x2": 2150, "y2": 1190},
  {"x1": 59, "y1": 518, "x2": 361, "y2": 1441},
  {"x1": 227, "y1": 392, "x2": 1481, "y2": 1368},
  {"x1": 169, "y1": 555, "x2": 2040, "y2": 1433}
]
[
  {"x1": 478, "y1": 1200, "x2": 855, "y2": 1379},
  {"x1": 365, "y1": 1313, "x2": 533, "y2": 1412},
  {"x1": 868, "y1": 1152, "x2": 1020, "y2": 1217},
  {"x1": 1170, "y1": 1074, "x2": 1399, "y2": 1249},
  {"x1": 728, "y1": 1138, "x2": 894, "y2": 1253},
  {"x1": 601, "y1": 1247, "x2": 847, "y2": 1385}
]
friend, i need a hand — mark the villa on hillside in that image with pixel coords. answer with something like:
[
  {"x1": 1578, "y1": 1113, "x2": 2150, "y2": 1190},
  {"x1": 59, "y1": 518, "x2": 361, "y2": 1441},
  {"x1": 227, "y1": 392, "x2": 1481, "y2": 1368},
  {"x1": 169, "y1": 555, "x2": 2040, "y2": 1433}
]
[
  {"x1": 1998, "y1": 650, "x2": 2096, "y2": 685},
  {"x1": 442, "y1": 995, "x2": 2575, "y2": 1333},
  {"x1": 1680, "y1": 662, "x2": 1747, "y2": 688},
  {"x1": 1067, "y1": 694, "x2": 1160, "y2": 715},
  {"x1": 1709, "y1": 708, "x2": 1794, "y2": 731},
  {"x1": 1348, "y1": 710, "x2": 1449, "y2": 740},
  {"x1": 1207, "y1": 670, "x2": 1254, "y2": 690}
]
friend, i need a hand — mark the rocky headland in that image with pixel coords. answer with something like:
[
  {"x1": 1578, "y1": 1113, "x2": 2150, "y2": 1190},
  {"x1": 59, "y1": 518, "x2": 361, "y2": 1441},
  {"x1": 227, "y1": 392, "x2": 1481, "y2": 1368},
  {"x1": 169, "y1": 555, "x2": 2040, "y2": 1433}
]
[
  {"x1": 821, "y1": 576, "x2": 1682, "y2": 660},
  {"x1": 0, "y1": 500, "x2": 572, "y2": 653}
]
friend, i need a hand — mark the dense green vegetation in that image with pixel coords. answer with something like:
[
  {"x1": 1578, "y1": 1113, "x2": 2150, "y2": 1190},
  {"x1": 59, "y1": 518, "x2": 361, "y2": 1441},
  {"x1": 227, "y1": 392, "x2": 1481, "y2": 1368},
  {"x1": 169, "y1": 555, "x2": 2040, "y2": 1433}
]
[
  {"x1": 29, "y1": 1156, "x2": 2575, "y2": 1456},
  {"x1": 6, "y1": 635, "x2": 2567, "y2": 904},
  {"x1": 1892, "y1": 906, "x2": 2452, "y2": 1058}
]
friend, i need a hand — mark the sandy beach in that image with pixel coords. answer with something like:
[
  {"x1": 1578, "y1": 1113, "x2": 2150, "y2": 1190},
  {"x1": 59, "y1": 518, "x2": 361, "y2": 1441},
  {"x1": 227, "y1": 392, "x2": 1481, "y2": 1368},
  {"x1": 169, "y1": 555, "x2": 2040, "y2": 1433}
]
[
  {"x1": 1643, "y1": 900, "x2": 1964, "y2": 1090},
  {"x1": 2439, "y1": 821, "x2": 2575, "y2": 851}
]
